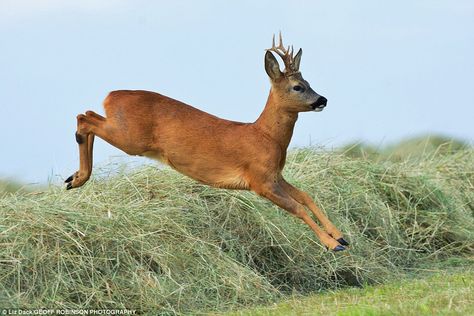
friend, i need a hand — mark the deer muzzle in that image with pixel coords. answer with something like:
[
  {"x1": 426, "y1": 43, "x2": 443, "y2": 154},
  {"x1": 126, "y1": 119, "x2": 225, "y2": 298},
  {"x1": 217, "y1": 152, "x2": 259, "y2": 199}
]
[{"x1": 311, "y1": 96, "x2": 327, "y2": 112}]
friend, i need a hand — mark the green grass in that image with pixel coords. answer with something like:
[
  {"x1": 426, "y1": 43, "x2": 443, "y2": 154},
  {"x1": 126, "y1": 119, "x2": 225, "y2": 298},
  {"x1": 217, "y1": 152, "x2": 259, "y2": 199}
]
[
  {"x1": 0, "y1": 179, "x2": 27, "y2": 197},
  {"x1": 227, "y1": 268, "x2": 474, "y2": 316},
  {"x1": 0, "y1": 141, "x2": 473, "y2": 314},
  {"x1": 341, "y1": 134, "x2": 469, "y2": 161}
]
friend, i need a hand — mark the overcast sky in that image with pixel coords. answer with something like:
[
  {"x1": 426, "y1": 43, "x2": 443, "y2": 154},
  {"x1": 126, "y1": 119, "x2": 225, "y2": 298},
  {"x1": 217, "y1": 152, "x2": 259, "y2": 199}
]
[{"x1": 1, "y1": 0, "x2": 473, "y2": 184}]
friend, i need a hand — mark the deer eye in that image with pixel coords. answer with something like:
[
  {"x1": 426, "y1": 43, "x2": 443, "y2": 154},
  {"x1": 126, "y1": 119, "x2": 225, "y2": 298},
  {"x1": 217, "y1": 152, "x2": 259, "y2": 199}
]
[{"x1": 293, "y1": 85, "x2": 303, "y2": 92}]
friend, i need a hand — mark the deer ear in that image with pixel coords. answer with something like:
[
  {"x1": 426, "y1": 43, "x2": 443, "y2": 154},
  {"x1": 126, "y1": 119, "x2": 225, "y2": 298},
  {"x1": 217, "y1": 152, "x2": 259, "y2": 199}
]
[
  {"x1": 264, "y1": 51, "x2": 283, "y2": 80},
  {"x1": 293, "y1": 48, "x2": 302, "y2": 71}
]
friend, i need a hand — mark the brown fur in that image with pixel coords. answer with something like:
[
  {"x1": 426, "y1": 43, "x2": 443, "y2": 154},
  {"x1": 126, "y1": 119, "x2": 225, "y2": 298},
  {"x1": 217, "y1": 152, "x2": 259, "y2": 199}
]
[{"x1": 66, "y1": 40, "x2": 347, "y2": 251}]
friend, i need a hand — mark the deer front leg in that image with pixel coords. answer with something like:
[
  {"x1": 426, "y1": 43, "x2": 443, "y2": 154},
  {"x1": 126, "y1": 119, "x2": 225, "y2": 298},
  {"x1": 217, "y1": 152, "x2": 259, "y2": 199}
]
[
  {"x1": 254, "y1": 181, "x2": 345, "y2": 251},
  {"x1": 280, "y1": 179, "x2": 349, "y2": 246}
]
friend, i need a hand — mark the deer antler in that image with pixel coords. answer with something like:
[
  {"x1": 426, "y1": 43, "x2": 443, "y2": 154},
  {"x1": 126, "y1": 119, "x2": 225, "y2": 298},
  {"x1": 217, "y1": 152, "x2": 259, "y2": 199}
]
[{"x1": 266, "y1": 32, "x2": 299, "y2": 75}]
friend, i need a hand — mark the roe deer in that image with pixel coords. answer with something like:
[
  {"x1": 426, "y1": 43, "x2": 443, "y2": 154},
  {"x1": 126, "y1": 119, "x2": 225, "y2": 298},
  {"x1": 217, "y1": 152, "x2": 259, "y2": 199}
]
[{"x1": 66, "y1": 34, "x2": 348, "y2": 251}]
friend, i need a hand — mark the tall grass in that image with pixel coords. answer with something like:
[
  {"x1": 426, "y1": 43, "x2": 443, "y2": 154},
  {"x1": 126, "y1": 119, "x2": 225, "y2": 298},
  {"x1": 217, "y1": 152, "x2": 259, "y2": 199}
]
[{"x1": 0, "y1": 147, "x2": 473, "y2": 314}]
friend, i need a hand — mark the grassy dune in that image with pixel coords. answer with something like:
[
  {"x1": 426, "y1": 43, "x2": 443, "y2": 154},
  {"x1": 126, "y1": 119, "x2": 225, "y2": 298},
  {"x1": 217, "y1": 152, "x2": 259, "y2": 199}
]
[
  {"x1": 341, "y1": 135, "x2": 469, "y2": 161},
  {"x1": 0, "y1": 142, "x2": 473, "y2": 314}
]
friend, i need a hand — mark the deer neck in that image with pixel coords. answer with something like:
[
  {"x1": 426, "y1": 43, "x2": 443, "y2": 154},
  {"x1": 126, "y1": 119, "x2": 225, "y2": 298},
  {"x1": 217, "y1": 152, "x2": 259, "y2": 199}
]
[{"x1": 254, "y1": 90, "x2": 298, "y2": 152}]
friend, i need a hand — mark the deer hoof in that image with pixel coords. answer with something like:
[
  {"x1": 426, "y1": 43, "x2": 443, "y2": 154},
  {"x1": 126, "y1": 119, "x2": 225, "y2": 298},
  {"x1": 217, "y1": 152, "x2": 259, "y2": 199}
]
[
  {"x1": 65, "y1": 172, "x2": 77, "y2": 190},
  {"x1": 337, "y1": 237, "x2": 349, "y2": 246},
  {"x1": 333, "y1": 245, "x2": 346, "y2": 252}
]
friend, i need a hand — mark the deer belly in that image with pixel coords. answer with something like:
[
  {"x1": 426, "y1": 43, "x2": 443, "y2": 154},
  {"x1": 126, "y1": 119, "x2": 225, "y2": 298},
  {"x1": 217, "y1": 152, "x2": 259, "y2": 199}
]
[
  {"x1": 153, "y1": 152, "x2": 249, "y2": 189},
  {"x1": 180, "y1": 163, "x2": 249, "y2": 189}
]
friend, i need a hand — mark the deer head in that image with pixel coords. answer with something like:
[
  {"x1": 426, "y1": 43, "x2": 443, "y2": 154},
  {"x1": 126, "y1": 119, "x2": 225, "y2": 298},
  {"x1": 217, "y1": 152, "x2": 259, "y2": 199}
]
[{"x1": 264, "y1": 33, "x2": 327, "y2": 113}]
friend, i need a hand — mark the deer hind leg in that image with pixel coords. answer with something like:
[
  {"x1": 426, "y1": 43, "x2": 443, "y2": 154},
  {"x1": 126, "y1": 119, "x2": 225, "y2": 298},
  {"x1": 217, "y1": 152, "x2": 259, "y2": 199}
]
[
  {"x1": 280, "y1": 179, "x2": 349, "y2": 246},
  {"x1": 65, "y1": 111, "x2": 105, "y2": 190},
  {"x1": 87, "y1": 133, "x2": 95, "y2": 171},
  {"x1": 254, "y1": 181, "x2": 345, "y2": 251}
]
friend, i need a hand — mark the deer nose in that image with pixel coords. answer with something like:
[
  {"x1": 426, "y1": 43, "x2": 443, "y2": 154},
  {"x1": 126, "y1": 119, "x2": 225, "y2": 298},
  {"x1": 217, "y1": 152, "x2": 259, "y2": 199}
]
[{"x1": 311, "y1": 96, "x2": 327, "y2": 110}]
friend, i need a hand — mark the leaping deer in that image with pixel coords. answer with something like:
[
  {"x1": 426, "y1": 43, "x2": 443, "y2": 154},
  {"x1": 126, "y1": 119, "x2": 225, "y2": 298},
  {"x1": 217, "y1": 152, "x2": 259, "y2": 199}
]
[{"x1": 66, "y1": 34, "x2": 348, "y2": 251}]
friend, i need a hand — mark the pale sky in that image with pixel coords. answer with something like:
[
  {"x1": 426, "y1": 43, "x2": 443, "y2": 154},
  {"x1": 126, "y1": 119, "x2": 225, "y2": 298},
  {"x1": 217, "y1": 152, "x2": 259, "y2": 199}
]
[{"x1": 1, "y1": 0, "x2": 473, "y2": 184}]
